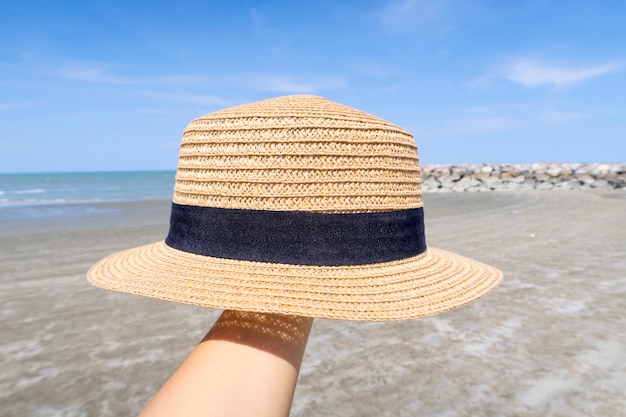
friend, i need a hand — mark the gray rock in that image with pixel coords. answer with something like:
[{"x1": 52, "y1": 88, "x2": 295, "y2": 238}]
[
  {"x1": 421, "y1": 177, "x2": 439, "y2": 191},
  {"x1": 535, "y1": 182, "x2": 555, "y2": 190},
  {"x1": 578, "y1": 174, "x2": 595, "y2": 185},
  {"x1": 416, "y1": 163, "x2": 623, "y2": 192},
  {"x1": 591, "y1": 179, "x2": 609, "y2": 188},
  {"x1": 520, "y1": 179, "x2": 537, "y2": 190},
  {"x1": 590, "y1": 163, "x2": 612, "y2": 176},
  {"x1": 547, "y1": 167, "x2": 562, "y2": 177}
]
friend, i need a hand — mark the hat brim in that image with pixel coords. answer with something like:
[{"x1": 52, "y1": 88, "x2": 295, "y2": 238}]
[{"x1": 87, "y1": 241, "x2": 502, "y2": 321}]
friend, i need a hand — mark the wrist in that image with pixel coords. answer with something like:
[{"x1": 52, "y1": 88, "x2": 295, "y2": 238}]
[{"x1": 204, "y1": 310, "x2": 314, "y2": 368}]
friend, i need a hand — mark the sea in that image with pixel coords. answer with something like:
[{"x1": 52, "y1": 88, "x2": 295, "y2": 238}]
[{"x1": 0, "y1": 171, "x2": 176, "y2": 220}]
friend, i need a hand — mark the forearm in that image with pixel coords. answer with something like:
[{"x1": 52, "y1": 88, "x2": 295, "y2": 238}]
[{"x1": 138, "y1": 310, "x2": 314, "y2": 417}]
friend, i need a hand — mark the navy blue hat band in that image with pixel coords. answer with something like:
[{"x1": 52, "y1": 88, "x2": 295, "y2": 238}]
[{"x1": 165, "y1": 203, "x2": 426, "y2": 266}]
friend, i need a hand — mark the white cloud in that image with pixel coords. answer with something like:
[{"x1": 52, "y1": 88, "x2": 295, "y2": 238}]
[
  {"x1": 240, "y1": 74, "x2": 347, "y2": 94},
  {"x1": 55, "y1": 62, "x2": 206, "y2": 86},
  {"x1": 51, "y1": 62, "x2": 346, "y2": 95},
  {"x1": 433, "y1": 116, "x2": 521, "y2": 136},
  {"x1": 460, "y1": 106, "x2": 492, "y2": 114},
  {"x1": 57, "y1": 64, "x2": 130, "y2": 84},
  {"x1": 500, "y1": 57, "x2": 622, "y2": 90},
  {"x1": 379, "y1": 0, "x2": 454, "y2": 35},
  {"x1": 248, "y1": 8, "x2": 291, "y2": 57},
  {"x1": 352, "y1": 57, "x2": 405, "y2": 78},
  {"x1": 460, "y1": 102, "x2": 536, "y2": 117},
  {"x1": 0, "y1": 101, "x2": 41, "y2": 110},
  {"x1": 141, "y1": 91, "x2": 227, "y2": 106},
  {"x1": 459, "y1": 102, "x2": 584, "y2": 128},
  {"x1": 539, "y1": 109, "x2": 582, "y2": 125},
  {"x1": 250, "y1": 8, "x2": 263, "y2": 31}
]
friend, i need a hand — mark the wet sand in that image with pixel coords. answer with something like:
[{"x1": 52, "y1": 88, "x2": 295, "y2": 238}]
[{"x1": 1, "y1": 190, "x2": 625, "y2": 416}]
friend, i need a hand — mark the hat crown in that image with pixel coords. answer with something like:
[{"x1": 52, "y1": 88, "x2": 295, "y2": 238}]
[{"x1": 174, "y1": 95, "x2": 422, "y2": 212}]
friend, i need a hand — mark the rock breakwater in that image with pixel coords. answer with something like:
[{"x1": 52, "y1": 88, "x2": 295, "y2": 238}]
[{"x1": 421, "y1": 162, "x2": 626, "y2": 192}]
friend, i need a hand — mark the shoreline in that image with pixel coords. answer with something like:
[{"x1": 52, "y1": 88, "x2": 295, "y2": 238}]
[{"x1": 0, "y1": 199, "x2": 171, "y2": 237}]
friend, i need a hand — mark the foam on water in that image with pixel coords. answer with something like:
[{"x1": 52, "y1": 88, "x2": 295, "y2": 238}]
[
  {"x1": 13, "y1": 188, "x2": 46, "y2": 194},
  {"x1": 0, "y1": 205, "x2": 118, "y2": 220},
  {"x1": 0, "y1": 171, "x2": 175, "y2": 218}
]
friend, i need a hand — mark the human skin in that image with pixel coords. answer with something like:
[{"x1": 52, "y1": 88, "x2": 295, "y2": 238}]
[{"x1": 138, "y1": 310, "x2": 314, "y2": 417}]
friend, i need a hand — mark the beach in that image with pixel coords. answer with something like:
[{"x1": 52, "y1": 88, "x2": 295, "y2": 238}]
[{"x1": 1, "y1": 190, "x2": 625, "y2": 416}]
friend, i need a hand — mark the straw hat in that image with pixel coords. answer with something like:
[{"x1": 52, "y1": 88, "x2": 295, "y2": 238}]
[{"x1": 88, "y1": 95, "x2": 502, "y2": 321}]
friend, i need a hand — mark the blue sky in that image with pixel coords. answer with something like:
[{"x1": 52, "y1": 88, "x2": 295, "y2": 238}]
[{"x1": 1, "y1": 0, "x2": 625, "y2": 173}]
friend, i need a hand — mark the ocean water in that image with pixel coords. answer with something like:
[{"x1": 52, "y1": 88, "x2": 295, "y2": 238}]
[{"x1": 0, "y1": 171, "x2": 175, "y2": 219}]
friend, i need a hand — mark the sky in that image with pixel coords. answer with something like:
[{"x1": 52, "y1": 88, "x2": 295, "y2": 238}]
[{"x1": 1, "y1": 0, "x2": 625, "y2": 173}]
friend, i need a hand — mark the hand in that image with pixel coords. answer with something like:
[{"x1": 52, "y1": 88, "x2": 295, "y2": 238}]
[{"x1": 138, "y1": 310, "x2": 314, "y2": 417}]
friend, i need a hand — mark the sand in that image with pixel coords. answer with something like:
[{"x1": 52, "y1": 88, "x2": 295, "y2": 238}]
[{"x1": 1, "y1": 190, "x2": 625, "y2": 416}]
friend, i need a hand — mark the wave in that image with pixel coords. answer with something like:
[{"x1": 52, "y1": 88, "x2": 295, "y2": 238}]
[
  {"x1": 0, "y1": 171, "x2": 175, "y2": 206},
  {"x1": 0, "y1": 198, "x2": 72, "y2": 208},
  {"x1": 0, "y1": 203, "x2": 118, "y2": 220},
  {"x1": 13, "y1": 188, "x2": 46, "y2": 195}
]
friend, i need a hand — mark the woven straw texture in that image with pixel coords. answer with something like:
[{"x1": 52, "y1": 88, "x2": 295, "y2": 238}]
[
  {"x1": 89, "y1": 244, "x2": 501, "y2": 321},
  {"x1": 174, "y1": 94, "x2": 421, "y2": 212},
  {"x1": 87, "y1": 95, "x2": 502, "y2": 321}
]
